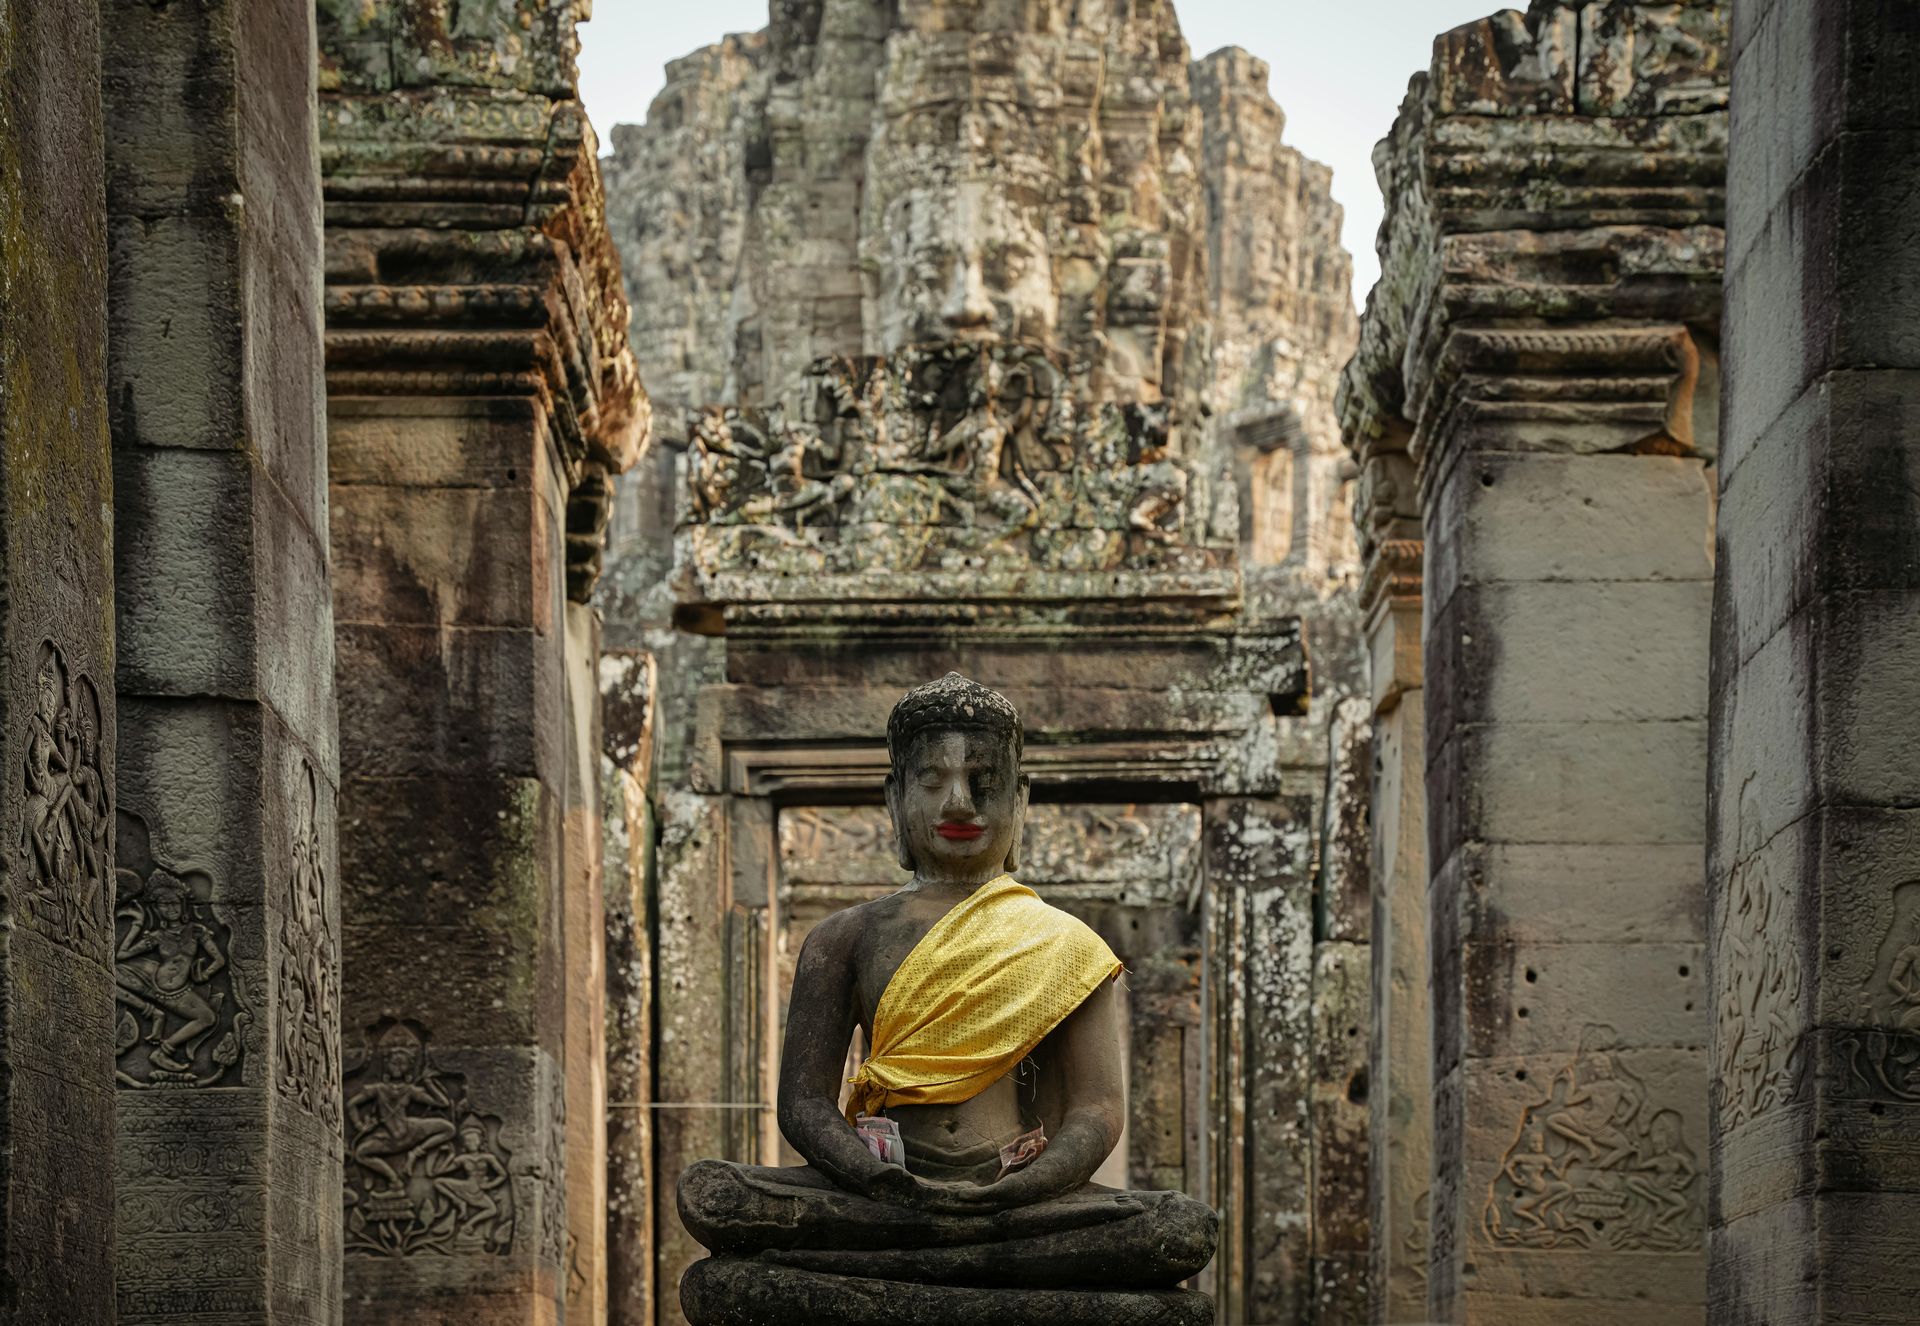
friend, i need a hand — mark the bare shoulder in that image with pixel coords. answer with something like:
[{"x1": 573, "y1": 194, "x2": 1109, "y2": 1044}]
[{"x1": 799, "y1": 893, "x2": 900, "y2": 963}]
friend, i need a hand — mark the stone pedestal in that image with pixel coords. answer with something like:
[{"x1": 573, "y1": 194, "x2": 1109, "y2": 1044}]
[
  {"x1": 0, "y1": 2, "x2": 118, "y2": 1320},
  {"x1": 101, "y1": 1, "x2": 343, "y2": 1320},
  {"x1": 1340, "y1": 6, "x2": 1729, "y2": 1318},
  {"x1": 1709, "y1": 2, "x2": 1920, "y2": 1318}
]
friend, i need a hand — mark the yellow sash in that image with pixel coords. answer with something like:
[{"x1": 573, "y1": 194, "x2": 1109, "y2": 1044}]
[{"x1": 845, "y1": 875, "x2": 1122, "y2": 1122}]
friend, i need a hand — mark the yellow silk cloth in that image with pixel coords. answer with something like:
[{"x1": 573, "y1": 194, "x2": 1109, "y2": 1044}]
[{"x1": 845, "y1": 875, "x2": 1122, "y2": 1122}]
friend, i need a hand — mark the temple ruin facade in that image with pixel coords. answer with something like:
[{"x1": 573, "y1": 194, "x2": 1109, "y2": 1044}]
[{"x1": 0, "y1": 0, "x2": 1915, "y2": 1322}]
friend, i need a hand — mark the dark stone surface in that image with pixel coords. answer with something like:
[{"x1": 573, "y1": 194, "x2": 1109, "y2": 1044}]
[
  {"x1": 0, "y1": 0, "x2": 117, "y2": 1319},
  {"x1": 682, "y1": 1257, "x2": 1215, "y2": 1326}
]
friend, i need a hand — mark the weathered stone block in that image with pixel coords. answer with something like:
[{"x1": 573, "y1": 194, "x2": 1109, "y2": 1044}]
[
  {"x1": 335, "y1": 624, "x2": 563, "y2": 781},
  {"x1": 1430, "y1": 580, "x2": 1711, "y2": 726},
  {"x1": 1721, "y1": 130, "x2": 1920, "y2": 455},
  {"x1": 1433, "y1": 719, "x2": 1705, "y2": 853},
  {"x1": 1427, "y1": 452, "x2": 1715, "y2": 619},
  {"x1": 330, "y1": 481, "x2": 554, "y2": 630}
]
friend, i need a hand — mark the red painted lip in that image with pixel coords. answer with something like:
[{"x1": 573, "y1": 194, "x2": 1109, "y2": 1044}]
[{"x1": 936, "y1": 823, "x2": 986, "y2": 840}]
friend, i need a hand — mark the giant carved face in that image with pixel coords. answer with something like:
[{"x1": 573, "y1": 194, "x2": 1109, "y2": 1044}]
[
  {"x1": 874, "y1": 181, "x2": 1055, "y2": 352},
  {"x1": 886, "y1": 727, "x2": 1029, "y2": 883}
]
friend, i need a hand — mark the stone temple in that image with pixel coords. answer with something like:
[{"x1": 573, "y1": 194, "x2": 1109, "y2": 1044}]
[{"x1": 0, "y1": 0, "x2": 1914, "y2": 1322}]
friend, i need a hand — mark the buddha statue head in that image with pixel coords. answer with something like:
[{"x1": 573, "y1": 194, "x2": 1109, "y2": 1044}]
[{"x1": 884, "y1": 673, "x2": 1030, "y2": 880}]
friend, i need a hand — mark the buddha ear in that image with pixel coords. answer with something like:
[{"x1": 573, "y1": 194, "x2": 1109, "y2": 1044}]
[
  {"x1": 1004, "y1": 774, "x2": 1031, "y2": 874},
  {"x1": 885, "y1": 775, "x2": 915, "y2": 872}
]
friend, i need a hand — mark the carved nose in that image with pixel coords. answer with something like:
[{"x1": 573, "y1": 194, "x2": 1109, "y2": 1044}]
[
  {"x1": 939, "y1": 781, "x2": 976, "y2": 819},
  {"x1": 940, "y1": 255, "x2": 994, "y2": 332}
]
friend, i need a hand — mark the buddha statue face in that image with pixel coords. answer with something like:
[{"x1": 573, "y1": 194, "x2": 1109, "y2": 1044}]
[
  {"x1": 873, "y1": 180, "x2": 1055, "y2": 352},
  {"x1": 884, "y1": 674, "x2": 1030, "y2": 883}
]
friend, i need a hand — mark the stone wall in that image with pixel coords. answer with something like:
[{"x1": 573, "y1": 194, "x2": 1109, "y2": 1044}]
[
  {"x1": 0, "y1": 2, "x2": 118, "y2": 1319},
  {"x1": 600, "y1": 3, "x2": 1365, "y2": 1323},
  {"x1": 1341, "y1": 4, "x2": 1729, "y2": 1319},
  {"x1": 1710, "y1": 3, "x2": 1920, "y2": 1318}
]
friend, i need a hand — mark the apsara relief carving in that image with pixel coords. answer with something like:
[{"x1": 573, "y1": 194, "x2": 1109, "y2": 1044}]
[
  {"x1": 1483, "y1": 1027, "x2": 1701, "y2": 1252},
  {"x1": 344, "y1": 1019, "x2": 515, "y2": 1256},
  {"x1": 113, "y1": 809, "x2": 249, "y2": 1088},
  {"x1": 1714, "y1": 780, "x2": 1805, "y2": 1126},
  {"x1": 1841, "y1": 879, "x2": 1920, "y2": 1103},
  {"x1": 276, "y1": 763, "x2": 340, "y2": 1127},
  {"x1": 16, "y1": 641, "x2": 112, "y2": 952}
]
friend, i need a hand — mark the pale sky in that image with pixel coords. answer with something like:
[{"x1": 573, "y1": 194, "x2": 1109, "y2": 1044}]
[{"x1": 577, "y1": 0, "x2": 1503, "y2": 309}]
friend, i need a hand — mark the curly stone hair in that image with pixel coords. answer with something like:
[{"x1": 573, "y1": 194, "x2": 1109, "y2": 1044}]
[{"x1": 885, "y1": 672, "x2": 1023, "y2": 772}]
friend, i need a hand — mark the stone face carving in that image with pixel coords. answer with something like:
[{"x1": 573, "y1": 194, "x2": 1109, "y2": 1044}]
[
  {"x1": 277, "y1": 763, "x2": 340, "y2": 1128},
  {"x1": 1483, "y1": 1028, "x2": 1701, "y2": 1253},
  {"x1": 113, "y1": 810, "x2": 248, "y2": 1089},
  {"x1": 343, "y1": 1019, "x2": 515, "y2": 1257},
  {"x1": 17, "y1": 641, "x2": 112, "y2": 953}
]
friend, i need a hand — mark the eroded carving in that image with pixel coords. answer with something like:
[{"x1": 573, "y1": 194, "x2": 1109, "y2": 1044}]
[
  {"x1": 1484, "y1": 1027, "x2": 1701, "y2": 1252},
  {"x1": 114, "y1": 809, "x2": 248, "y2": 1089},
  {"x1": 1715, "y1": 779, "x2": 1805, "y2": 1127},
  {"x1": 344, "y1": 1019, "x2": 515, "y2": 1256},
  {"x1": 1840, "y1": 880, "x2": 1920, "y2": 1103},
  {"x1": 682, "y1": 344, "x2": 1227, "y2": 584},
  {"x1": 16, "y1": 641, "x2": 112, "y2": 952},
  {"x1": 541, "y1": 1073, "x2": 567, "y2": 1270},
  {"x1": 277, "y1": 763, "x2": 340, "y2": 1128}
]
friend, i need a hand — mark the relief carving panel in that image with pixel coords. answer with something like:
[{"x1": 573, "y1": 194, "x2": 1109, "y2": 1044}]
[
  {"x1": 682, "y1": 344, "x2": 1229, "y2": 587},
  {"x1": 113, "y1": 809, "x2": 248, "y2": 1089},
  {"x1": 276, "y1": 764, "x2": 340, "y2": 1128},
  {"x1": 1483, "y1": 1027, "x2": 1701, "y2": 1252},
  {"x1": 1841, "y1": 878, "x2": 1920, "y2": 1103},
  {"x1": 343, "y1": 1019, "x2": 515, "y2": 1257},
  {"x1": 16, "y1": 641, "x2": 112, "y2": 953},
  {"x1": 778, "y1": 802, "x2": 1202, "y2": 906},
  {"x1": 1715, "y1": 780, "x2": 1804, "y2": 1127}
]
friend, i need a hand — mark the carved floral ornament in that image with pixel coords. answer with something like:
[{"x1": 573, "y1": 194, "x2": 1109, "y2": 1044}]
[{"x1": 276, "y1": 762, "x2": 340, "y2": 1128}]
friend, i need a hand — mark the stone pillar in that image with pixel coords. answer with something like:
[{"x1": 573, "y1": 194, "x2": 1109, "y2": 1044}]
[
  {"x1": 317, "y1": 4, "x2": 646, "y2": 1319},
  {"x1": 102, "y1": 0, "x2": 342, "y2": 1319},
  {"x1": 1346, "y1": 6, "x2": 1728, "y2": 1319},
  {"x1": 1337, "y1": 403, "x2": 1429, "y2": 1322},
  {"x1": 0, "y1": 2, "x2": 117, "y2": 1320},
  {"x1": 1309, "y1": 698, "x2": 1376, "y2": 1324},
  {"x1": 602, "y1": 650, "x2": 656, "y2": 1326},
  {"x1": 1709, "y1": 3, "x2": 1920, "y2": 1317}
]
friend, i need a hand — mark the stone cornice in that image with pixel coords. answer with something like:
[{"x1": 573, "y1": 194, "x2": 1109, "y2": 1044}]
[
  {"x1": 1338, "y1": 1, "x2": 1728, "y2": 495},
  {"x1": 318, "y1": 86, "x2": 648, "y2": 600}
]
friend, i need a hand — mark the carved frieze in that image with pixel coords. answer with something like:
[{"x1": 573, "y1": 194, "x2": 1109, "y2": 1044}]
[
  {"x1": 777, "y1": 802, "x2": 1202, "y2": 907},
  {"x1": 343, "y1": 1019, "x2": 515, "y2": 1257},
  {"x1": 680, "y1": 343, "x2": 1232, "y2": 600},
  {"x1": 1840, "y1": 879, "x2": 1920, "y2": 1104},
  {"x1": 16, "y1": 641, "x2": 112, "y2": 953},
  {"x1": 276, "y1": 763, "x2": 340, "y2": 1128},
  {"x1": 113, "y1": 809, "x2": 249, "y2": 1089},
  {"x1": 1483, "y1": 1028, "x2": 1701, "y2": 1252}
]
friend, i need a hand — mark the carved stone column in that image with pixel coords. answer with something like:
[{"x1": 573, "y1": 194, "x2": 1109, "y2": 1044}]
[
  {"x1": 1710, "y1": 3, "x2": 1920, "y2": 1317},
  {"x1": 1340, "y1": 404, "x2": 1430, "y2": 1318},
  {"x1": 0, "y1": 2, "x2": 118, "y2": 1320},
  {"x1": 101, "y1": 0, "x2": 343, "y2": 1319},
  {"x1": 1348, "y1": 6, "x2": 1728, "y2": 1319},
  {"x1": 316, "y1": 3, "x2": 646, "y2": 1320}
]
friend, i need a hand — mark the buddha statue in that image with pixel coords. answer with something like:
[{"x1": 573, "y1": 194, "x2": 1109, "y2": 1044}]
[{"x1": 678, "y1": 673, "x2": 1218, "y2": 1325}]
